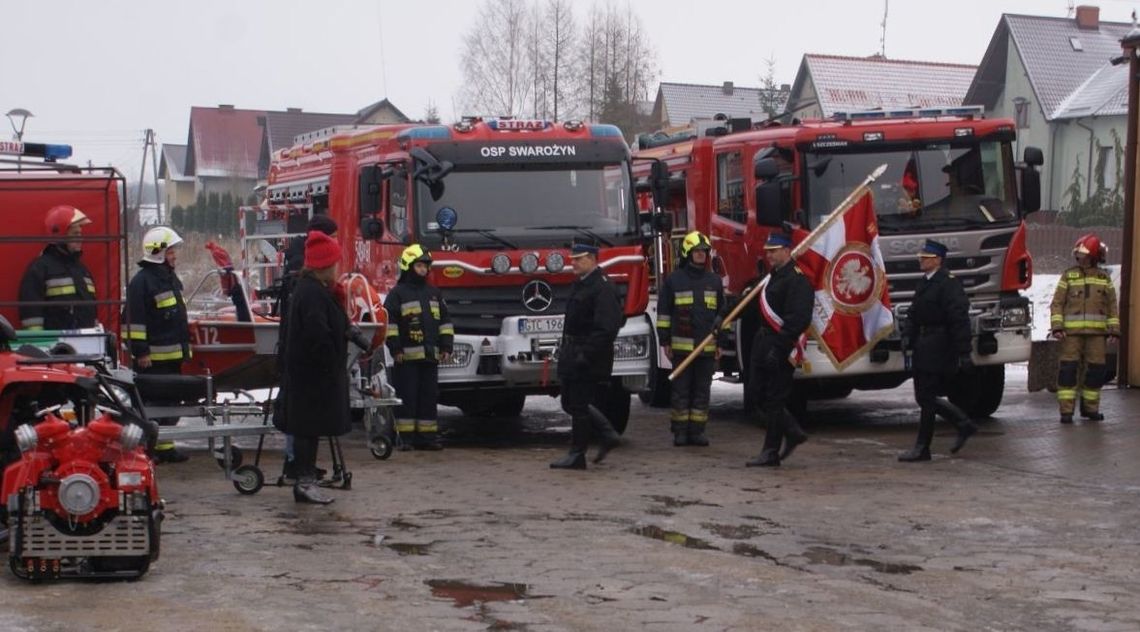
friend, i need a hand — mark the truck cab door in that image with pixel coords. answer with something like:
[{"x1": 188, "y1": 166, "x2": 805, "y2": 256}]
[{"x1": 709, "y1": 149, "x2": 750, "y2": 294}]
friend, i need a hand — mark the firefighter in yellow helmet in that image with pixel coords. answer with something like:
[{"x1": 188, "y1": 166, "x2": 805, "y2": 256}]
[
  {"x1": 18, "y1": 205, "x2": 98, "y2": 330},
  {"x1": 383, "y1": 244, "x2": 454, "y2": 449},
  {"x1": 1050, "y1": 233, "x2": 1119, "y2": 424},
  {"x1": 122, "y1": 226, "x2": 192, "y2": 463},
  {"x1": 656, "y1": 231, "x2": 725, "y2": 446}
]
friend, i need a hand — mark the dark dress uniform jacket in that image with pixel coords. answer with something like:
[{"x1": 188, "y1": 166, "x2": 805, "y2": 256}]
[
  {"x1": 903, "y1": 267, "x2": 971, "y2": 375},
  {"x1": 123, "y1": 262, "x2": 191, "y2": 363},
  {"x1": 558, "y1": 268, "x2": 623, "y2": 382},
  {"x1": 282, "y1": 273, "x2": 351, "y2": 438},
  {"x1": 18, "y1": 245, "x2": 98, "y2": 330},
  {"x1": 657, "y1": 263, "x2": 724, "y2": 354},
  {"x1": 758, "y1": 262, "x2": 813, "y2": 350}
]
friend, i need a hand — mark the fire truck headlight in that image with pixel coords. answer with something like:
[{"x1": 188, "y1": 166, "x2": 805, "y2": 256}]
[
  {"x1": 520, "y1": 252, "x2": 540, "y2": 274},
  {"x1": 545, "y1": 252, "x2": 565, "y2": 273},
  {"x1": 120, "y1": 424, "x2": 143, "y2": 451},
  {"x1": 491, "y1": 253, "x2": 512, "y2": 274},
  {"x1": 14, "y1": 425, "x2": 38, "y2": 453},
  {"x1": 613, "y1": 335, "x2": 650, "y2": 360},
  {"x1": 1001, "y1": 306, "x2": 1030, "y2": 327},
  {"x1": 59, "y1": 473, "x2": 101, "y2": 516}
]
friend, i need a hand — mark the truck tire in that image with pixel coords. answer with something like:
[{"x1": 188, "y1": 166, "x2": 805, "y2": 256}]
[
  {"x1": 638, "y1": 367, "x2": 671, "y2": 408},
  {"x1": 597, "y1": 381, "x2": 631, "y2": 435},
  {"x1": 949, "y1": 364, "x2": 1005, "y2": 419}
]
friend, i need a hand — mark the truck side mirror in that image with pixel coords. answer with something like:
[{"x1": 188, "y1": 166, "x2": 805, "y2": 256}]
[
  {"x1": 1020, "y1": 168, "x2": 1041, "y2": 214},
  {"x1": 1023, "y1": 146, "x2": 1044, "y2": 167},
  {"x1": 358, "y1": 165, "x2": 383, "y2": 216},
  {"x1": 650, "y1": 160, "x2": 670, "y2": 209},
  {"x1": 754, "y1": 157, "x2": 779, "y2": 180},
  {"x1": 653, "y1": 212, "x2": 673, "y2": 233},
  {"x1": 755, "y1": 181, "x2": 783, "y2": 227}
]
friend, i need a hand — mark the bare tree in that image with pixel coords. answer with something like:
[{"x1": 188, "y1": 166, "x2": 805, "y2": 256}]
[
  {"x1": 544, "y1": 0, "x2": 576, "y2": 121},
  {"x1": 459, "y1": 0, "x2": 532, "y2": 116},
  {"x1": 526, "y1": 2, "x2": 548, "y2": 119},
  {"x1": 758, "y1": 56, "x2": 784, "y2": 119}
]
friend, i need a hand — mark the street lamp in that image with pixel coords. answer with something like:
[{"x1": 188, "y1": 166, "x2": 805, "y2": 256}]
[
  {"x1": 6, "y1": 108, "x2": 33, "y2": 172},
  {"x1": 6, "y1": 108, "x2": 33, "y2": 141}
]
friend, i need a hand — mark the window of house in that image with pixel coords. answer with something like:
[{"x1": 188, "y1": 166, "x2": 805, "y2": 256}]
[
  {"x1": 716, "y1": 152, "x2": 746, "y2": 223},
  {"x1": 1013, "y1": 99, "x2": 1030, "y2": 130}
]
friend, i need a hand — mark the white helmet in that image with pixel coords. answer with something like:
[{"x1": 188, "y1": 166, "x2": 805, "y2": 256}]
[{"x1": 141, "y1": 226, "x2": 184, "y2": 264}]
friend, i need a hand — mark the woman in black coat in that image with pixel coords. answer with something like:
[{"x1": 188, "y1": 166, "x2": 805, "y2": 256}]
[{"x1": 282, "y1": 230, "x2": 350, "y2": 504}]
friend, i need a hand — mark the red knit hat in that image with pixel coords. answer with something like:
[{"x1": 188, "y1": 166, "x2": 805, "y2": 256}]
[{"x1": 304, "y1": 230, "x2": 341, "y2": 269}]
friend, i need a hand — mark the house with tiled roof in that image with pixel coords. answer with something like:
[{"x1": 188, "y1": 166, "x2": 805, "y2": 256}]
[
  {"x1": 651, "y1": 81, "x2": 790, "y2": 130},
  {"x1": 784, "y1": 54, "x2": 977, "y2": 121},
  {"x1": 166, "y1": 100, "x2": 411, "y2": 204},
  {"x1": 966, "y1": 6, "x2": 1132, "y2": 212}
]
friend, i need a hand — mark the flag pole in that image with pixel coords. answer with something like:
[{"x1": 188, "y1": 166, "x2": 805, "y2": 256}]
[{"x1": 667, "y1": 163, "x2": 888, "y2": 381}]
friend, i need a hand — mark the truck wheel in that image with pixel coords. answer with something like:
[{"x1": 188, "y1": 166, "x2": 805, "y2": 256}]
[
  {"x1": 638, "y1": 368, "x2": 671, "y2": 408},
  {"x1": 598, "y1": 381, "x2": 631, "y2": 435},
  {"x1": 949, "y1": 364, "x2": 1005, "y2": 419},
  {"x1": 493, "y1": 393, "x2": 527, "y2": 418}
]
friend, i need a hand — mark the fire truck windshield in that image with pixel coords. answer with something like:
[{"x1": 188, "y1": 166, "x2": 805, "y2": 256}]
[
  {"x1": 805, "y1": 140, "x2": 1018, "y2": 233},
  {"x1": 414, "y1": 164, "x2": 635, "y2": 248}
]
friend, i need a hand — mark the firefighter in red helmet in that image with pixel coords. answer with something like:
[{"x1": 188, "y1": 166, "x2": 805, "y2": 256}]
[
  {"x1": 1049, "y1": 233, "x2": 1119, "y2": 424},
  {"x1": 18, "y1": 205, "x2": 99, "y2": 330}
]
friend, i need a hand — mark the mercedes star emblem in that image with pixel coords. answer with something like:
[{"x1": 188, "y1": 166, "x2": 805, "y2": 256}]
[{"x1": 522, "y1": 280, "x2": 554, "y2": 312}]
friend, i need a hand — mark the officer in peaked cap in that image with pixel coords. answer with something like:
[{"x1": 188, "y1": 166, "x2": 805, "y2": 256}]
[
  {"x1": 551, "y1": 239, "x2": 623, "y2": 469},
  {"x1": 898, "y1": 239, "x2": 978, "y2": 461},
  {"x1": 745, "y1": 231, "x2": 813, "y2": 468}
]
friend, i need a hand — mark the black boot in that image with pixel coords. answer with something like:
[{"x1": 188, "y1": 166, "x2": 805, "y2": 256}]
[
  {"x1": 293, "y1": 475, "x2": 334, "y2": 505},
  {"x1": 745, "y1": 449, "x2": 780, "y2": 467},
  {"x1": 897, "y1": 446, "x2": 932, "y2": 462},
  {"x1": 588, "y1": 405, "x2": 621, "y2": 464},
  {"x1": 687, "y1": 422, "x2": 709, "y2": 447},
  {"x1": 779, "y1": 414, "x2": 808, "y2": 461},
  {"x1": 549, "y1": 450, "x2": 587, "y2": 470},
  {"x1": 949, "y1": 422, "x2": 977, "y2": 454},
  {"x1": 1060, "y1": 414, "x2": 1074, "y2": 424},
  {"x1": 671, "y1": 420, "x2": 688, "y2": 447},
  {"x1": 900, "y1": 408, "x2": 935, "y2": 462},
  {"x1": 417, "y1": 432, "x2": 444, "y2": 451},
  {"x1": 1080, "y1": 405, "x2": 1104, "y2": 421}
]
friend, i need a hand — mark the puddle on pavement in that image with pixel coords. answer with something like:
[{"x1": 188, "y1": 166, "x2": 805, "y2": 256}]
[
  {"x1": 702, "y1": 523, "x2": 761, "y2": 540},
  {"x1": 630, "y1": 525, "x2": 718, "y2": 550},
  {"x1": 804, "y1": 546, "x2": 922, "y2": 574},
  {"x1": 642, "y1": 494, "x2": 721, "y2": 508},
  {"x1": 386, "y1": 542, "x2": 435, "y2": 556},
  {"x1": 426, "y1": 579, "x2": 531, "y2": 608}
]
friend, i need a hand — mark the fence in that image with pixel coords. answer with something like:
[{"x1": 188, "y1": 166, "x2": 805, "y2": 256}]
[{"x1": 1025, "y1": 223, "x2": 1123, "y2": 274}]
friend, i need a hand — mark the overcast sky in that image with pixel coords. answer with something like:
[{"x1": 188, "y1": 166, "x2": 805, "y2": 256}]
[{"x1": 4, "y1": 0, "x2": 1137, "y2": 176}]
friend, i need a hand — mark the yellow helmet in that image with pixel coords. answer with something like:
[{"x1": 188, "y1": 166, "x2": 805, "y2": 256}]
[
  {"x1": 680, "y1": 231, "x2": 711, "y2": 258},
  {"x1": 399, "y1": 243, "x2": 432, "y2": 272}
]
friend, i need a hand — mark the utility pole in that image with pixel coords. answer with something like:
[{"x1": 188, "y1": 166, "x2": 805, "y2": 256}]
[
  {"x1": 879, "y1": 0, "x2": 889, "y2": 58},
  {"x1": 132, "y1": 129, "x2": 163, "y2": 230}
]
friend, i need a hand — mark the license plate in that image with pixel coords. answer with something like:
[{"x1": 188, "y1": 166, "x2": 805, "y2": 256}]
[{"x1": 519, "y1": 316, "x2": 564, "y2": 334}]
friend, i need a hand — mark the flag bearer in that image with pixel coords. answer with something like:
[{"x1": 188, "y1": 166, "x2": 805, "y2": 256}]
[
  {"x1": 384, "y1": 244, "x2": 453, "y2": 450},
  {"x1": 1050, "y1": 234, "x2": 1119, "y2": 424},
  {"x1": 657, "y1": 231, "x2": 724, "y2": 447}
]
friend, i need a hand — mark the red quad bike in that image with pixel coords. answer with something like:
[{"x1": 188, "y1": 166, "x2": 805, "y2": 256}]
[{"x1": 0, "y1": 316, "x2": 162, "y2": 580}]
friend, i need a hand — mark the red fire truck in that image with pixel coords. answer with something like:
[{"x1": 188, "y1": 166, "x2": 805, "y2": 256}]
[
  {"x1": 634, "y1": 106, "x2": 1042, "y2": 418},
  {"x1": 258, "y1": 118, "x2": 657, "y2": 430}
]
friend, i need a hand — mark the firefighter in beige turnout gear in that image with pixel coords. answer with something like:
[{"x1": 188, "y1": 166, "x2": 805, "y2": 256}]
[
  {"x1": 657, "y1": 231, "x2": 725, "y2": 446},
  {"x1": 1049, "y1": 233, "x2": 1119, "y2": 424}
]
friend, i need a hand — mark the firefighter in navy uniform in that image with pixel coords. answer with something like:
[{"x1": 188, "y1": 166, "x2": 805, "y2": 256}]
[
  {"x1": 898, "y1": 239, "x2": 978, "y2": 462},
  {"x1": 384, "y1": 244, "x2": 454, "y2": 450},
  {"x1": 18, "y1": 205, "x2": 98, "y2": 331},
  {"x1": 657, "y1": 231, "x2": 724, "y2": 447},
  {"x1": 1050, "y1": 234, "x2": 1119, "y2": 424},
  {"x1": 550, "y1": 241, "x2": 624, "y2": 470},
  {"x1": 745, "y1": 232, "x2": 813, "y2": 468},
  {"x1": 122, "y1": 226, "x2": 192, "y2": 464}
]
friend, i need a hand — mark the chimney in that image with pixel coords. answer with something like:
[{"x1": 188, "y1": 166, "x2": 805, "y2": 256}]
[
  {"x1": 1075, "y1": 5, "x2": 1100, "y2": 30},
  {"x1": 780, "y1": 83, "x2": 791, "y2": 92},
  {"x1": 722, "y1": 81, "x2": 734, "y2": 96},
  {"x1": 218, "y1": 104, "x2": 235, "y2": 110},
  {"x1": 286, "y1": 107, "x2": 302, "y2": 113}
]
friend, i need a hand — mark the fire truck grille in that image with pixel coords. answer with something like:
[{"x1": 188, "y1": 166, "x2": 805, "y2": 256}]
[
  {"x1": 18, "y1": 512, "x2": 151, "y2": 557},
  {"x1": 445, "y1": 283, "x2": 629, "y2": 335}
]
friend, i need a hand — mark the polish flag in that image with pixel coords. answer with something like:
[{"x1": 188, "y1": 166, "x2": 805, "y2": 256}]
[{"x1": 792, "y1": 187, "x2": 894, "y2": 370}]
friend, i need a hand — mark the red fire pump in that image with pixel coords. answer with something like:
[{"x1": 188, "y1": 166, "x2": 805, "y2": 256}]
[{"x1": 0, "y1": 315, "x2": 162, "y2": 580}]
